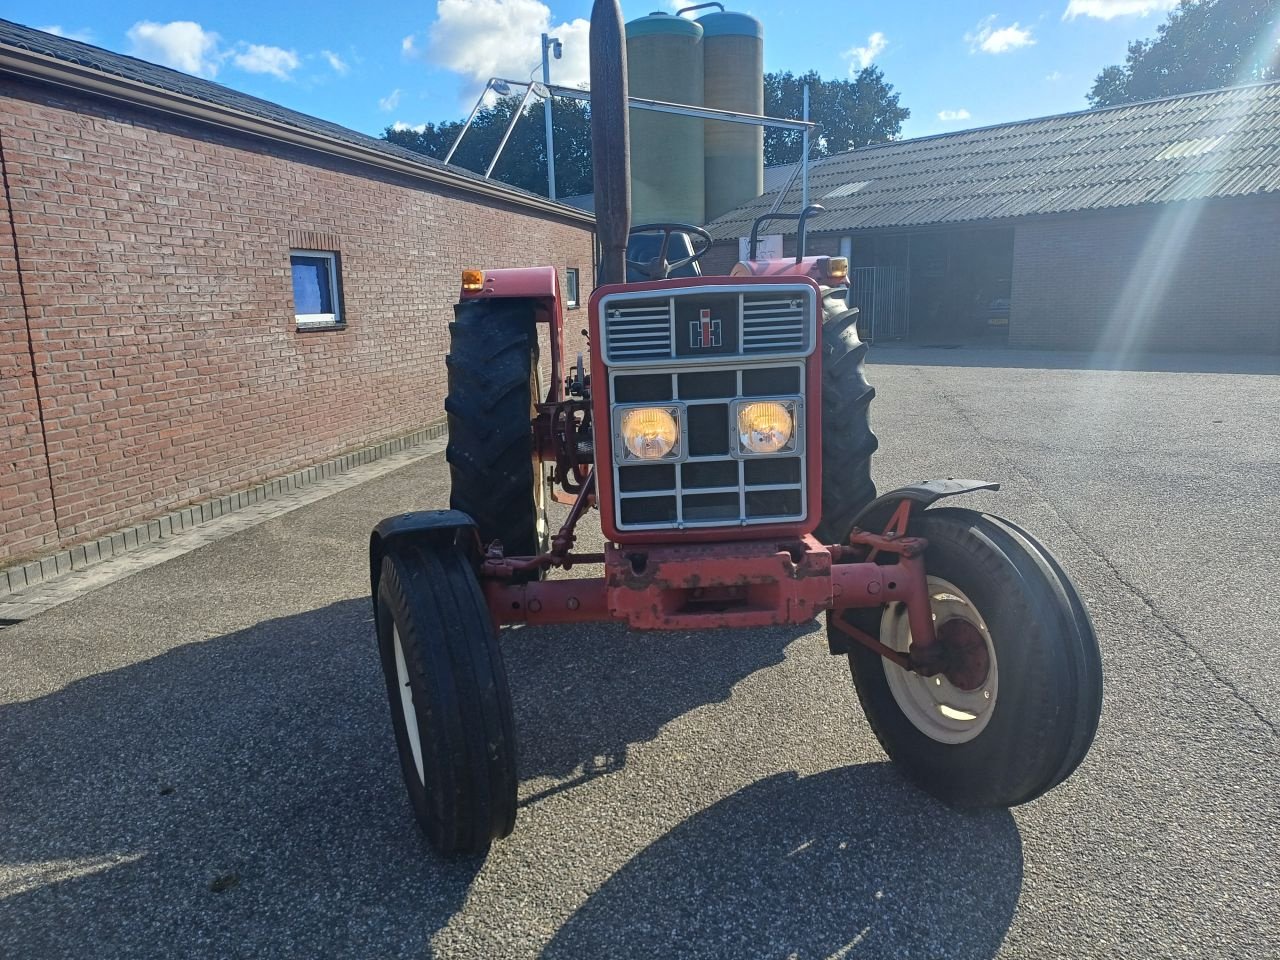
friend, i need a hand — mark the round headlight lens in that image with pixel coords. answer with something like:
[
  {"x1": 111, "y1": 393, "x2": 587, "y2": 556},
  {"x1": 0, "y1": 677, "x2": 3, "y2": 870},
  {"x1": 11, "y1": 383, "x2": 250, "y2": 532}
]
[
  {"x1": 621, "y1": 407, "x2": 679, "y2": 460},
  {"x1": 738, "y1": 401, "x2": 793, "y2": 454}
]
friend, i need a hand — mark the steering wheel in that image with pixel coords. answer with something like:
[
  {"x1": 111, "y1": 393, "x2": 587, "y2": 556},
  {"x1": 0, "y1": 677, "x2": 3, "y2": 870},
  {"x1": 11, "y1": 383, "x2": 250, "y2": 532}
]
[{"x1": 625, "y1": 223, "x2": 713, "y2": 280}]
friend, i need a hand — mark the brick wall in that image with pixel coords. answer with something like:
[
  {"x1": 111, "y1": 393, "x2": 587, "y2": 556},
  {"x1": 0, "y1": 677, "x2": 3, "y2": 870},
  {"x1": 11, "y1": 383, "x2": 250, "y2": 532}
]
[
  {"x1": 1010, "y1": 196, "x2": 1280, "y2": 352},
  {"x1": 0, "y1": 132, "x2": 58, "y2": 557},
  {"x1": 0, "y1": 77, "x2": 594, "y2": 565}
]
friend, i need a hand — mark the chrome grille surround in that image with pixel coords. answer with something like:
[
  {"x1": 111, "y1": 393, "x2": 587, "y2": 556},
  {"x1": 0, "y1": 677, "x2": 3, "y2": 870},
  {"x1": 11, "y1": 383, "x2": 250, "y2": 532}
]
[
  {"x1": 598, "y1": 283, "x2": 817, "y2": 533},
  {"x1": 600, "y1": 283, "x2": 815, "y2": 366}
]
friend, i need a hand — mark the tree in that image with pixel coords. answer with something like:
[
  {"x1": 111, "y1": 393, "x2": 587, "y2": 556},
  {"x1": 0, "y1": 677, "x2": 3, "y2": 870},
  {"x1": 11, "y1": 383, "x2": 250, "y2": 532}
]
[
  {"x1": 1087, "y1": 0, "x2": 1280, "y2": 108},
  {"x1": 764, "y1": 67, "x2": 910, "y2": 166},
  {"x1": 384, "y1": 94, "x2": 594, "y2": 197}
]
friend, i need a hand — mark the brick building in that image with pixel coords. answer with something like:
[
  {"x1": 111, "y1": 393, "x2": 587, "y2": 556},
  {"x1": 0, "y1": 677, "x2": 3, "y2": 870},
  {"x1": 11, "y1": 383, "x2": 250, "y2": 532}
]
[
  {"x1": 0, "y1": 21, "x2": 595, "y2": 567},
  {"x1": 704, "y1": 82, "x2": 1280, "y2": 352}
]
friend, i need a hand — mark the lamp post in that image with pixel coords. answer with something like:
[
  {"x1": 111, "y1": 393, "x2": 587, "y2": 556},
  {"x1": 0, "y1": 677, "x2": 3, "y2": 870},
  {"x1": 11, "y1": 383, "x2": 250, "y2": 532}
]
[{"x1": 541, "y1": 32, "x2": 562, "y2": 199}]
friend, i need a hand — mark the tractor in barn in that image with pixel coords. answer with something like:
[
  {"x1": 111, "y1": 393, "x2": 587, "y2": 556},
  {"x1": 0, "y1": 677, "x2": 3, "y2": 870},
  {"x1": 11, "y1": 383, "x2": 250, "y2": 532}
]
[{"x1": 368, "y1": 0, "x2": 1102, "y2": 857}]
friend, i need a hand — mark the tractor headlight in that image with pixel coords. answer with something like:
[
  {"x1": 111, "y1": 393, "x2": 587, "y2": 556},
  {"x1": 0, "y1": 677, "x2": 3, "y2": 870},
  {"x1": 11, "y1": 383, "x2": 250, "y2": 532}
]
[
  {"x1": 736, "y1": 401, "x2": 795, "y2": 455},
  {"x1": 620, "y1": 406, "x2": 680, "y2": 460}
]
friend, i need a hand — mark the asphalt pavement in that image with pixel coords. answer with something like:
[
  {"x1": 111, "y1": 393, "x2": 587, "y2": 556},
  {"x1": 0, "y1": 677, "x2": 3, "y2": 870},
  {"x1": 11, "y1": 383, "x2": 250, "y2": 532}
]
[{"x1": 1, "y1": 345, "x2": 1277, "y2": 959}]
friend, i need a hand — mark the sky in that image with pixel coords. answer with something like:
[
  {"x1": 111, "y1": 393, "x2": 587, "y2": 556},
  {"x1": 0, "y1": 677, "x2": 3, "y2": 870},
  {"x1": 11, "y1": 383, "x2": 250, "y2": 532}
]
[{"x1": 11, "y1": 0, "x2": 1188, "y2": 142}]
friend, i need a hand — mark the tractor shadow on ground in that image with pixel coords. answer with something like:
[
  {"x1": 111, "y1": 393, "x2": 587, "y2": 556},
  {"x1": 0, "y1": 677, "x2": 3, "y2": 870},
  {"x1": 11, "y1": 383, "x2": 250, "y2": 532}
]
[
  {"x1": 500, "y1": 619, "x2": 806, "y2": 792},
  {"x1": 0, "y1": 598, "x2": 477, "y2": 958},
  {"x1": 0, "y1": 598, "x2": 808, "y2": 957},
  {"x1": 545, "y1": 764, "x2": 1023, "y2": 960}
]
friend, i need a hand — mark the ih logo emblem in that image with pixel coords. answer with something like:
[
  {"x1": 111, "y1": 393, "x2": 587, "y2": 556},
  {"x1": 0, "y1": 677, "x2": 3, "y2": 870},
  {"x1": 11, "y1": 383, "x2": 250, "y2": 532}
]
[{"x1": 691, "y1": 309, "x2": 722, "y2": 349}]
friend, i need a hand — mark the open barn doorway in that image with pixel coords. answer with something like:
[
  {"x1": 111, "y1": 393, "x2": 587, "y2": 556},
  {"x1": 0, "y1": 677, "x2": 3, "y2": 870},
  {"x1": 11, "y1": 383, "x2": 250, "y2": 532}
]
[
  {"x1": 846, "y1": 227, "x2": 1014, "y2": 344},
  {"x1": 906, "y1": 228, "x2": 1014, "y2": 345}
]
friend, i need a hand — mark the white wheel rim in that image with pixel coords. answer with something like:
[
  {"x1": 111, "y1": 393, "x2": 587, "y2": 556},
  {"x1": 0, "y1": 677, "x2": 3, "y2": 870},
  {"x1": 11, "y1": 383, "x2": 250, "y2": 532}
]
[
  {"x1": 392, "y1": 625, "x2": 425, "y2": 784},
  {"x1": 531, "y1": 358, "x2": 550, "y2": 548},
  {"x1": 881, "y1": 576, "x2": 999, "y2": 744}
]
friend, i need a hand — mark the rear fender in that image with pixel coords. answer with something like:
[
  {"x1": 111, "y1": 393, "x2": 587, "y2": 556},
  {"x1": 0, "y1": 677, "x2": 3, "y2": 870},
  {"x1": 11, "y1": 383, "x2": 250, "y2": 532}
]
[
  {"x1": 458, "y1": 265, "x2": 561, "y2": 300},
  {"x1": 457, "y1": 266, "x2": 564, "y2": 403},
  {"x1": 849, "y1": 479, "x2": 1001, "y2": 536},
  {"x1": 369, "y1": 510, "x2": 479, "y2": 608}
]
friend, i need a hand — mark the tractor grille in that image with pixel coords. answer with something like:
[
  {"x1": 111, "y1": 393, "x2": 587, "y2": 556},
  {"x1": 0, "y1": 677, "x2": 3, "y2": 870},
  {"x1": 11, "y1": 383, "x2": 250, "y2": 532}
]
[
  {"x1": 608, "y1": 363, "x2": 808, "y2": 529},
  {"x1": 599, "y1": 283, "x2": 816, "y2": 533},
  {"x1": 601, "y1": 286, "x2": 813, "y2": 366},
  {"x1": 601, "y1": 299, "x2": 671, "y2": 363}
]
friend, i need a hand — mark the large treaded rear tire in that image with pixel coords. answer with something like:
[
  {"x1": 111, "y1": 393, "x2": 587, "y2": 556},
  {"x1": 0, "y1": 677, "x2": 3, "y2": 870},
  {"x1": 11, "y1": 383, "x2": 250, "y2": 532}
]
[
  {"x1": 445, "y1": 299, "x2": 548, "y2": 571},
  {"x1": 814, "y1": 290, "x2": 878, "y2": 545},
  {"x1": 375, "y1": 541, "x2": 518, "y2": 856}
]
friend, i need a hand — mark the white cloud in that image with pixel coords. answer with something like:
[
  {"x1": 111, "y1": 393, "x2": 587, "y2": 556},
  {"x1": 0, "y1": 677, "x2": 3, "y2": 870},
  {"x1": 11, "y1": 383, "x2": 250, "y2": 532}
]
[
  {"x1": 1046, "y1": 70, "x2": 1064, "y2": 81},
  {"x1": 321, "y1": 50, "x2": 349, "y2": 75},
  {"x1": 401, "y1": 34, "x2": 417, "y2": 57},
  {"x1": 843, "y1": 32, "x2": 888, "y2": 72},
  {"x1": 127, "y1": 20, "x2": 223, "y2": 77},
  {"x1": 232, "y1": 44, "x2": 300, "y2": 80},
  {"x1": 938, "y1": 108, "x2": 971, "y2": 121},
  {"x1": 379, "y1": 89, "x2": 402, "y2": 111},
  {"x1": 425, "y1": 0, "x2": 591, "y2": 92},
  {"x1": 966, "y1": 15, "x2": 1036, "y2": 54},
  {"x1": 38, "y1": 25, "x2": 94, "y2": 43},
  {"x1": 1063, "y1": 0, "x2": 1179, "y2": 20},
  {"x1": 391, "y1": 121, "x2": 428, "y2": 133}
]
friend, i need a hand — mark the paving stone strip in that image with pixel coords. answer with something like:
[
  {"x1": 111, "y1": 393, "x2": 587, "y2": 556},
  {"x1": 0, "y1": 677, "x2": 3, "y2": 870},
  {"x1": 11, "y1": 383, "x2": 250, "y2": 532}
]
[{"x1": 0, "y1": 427, "x2": 448, "y2": 624}]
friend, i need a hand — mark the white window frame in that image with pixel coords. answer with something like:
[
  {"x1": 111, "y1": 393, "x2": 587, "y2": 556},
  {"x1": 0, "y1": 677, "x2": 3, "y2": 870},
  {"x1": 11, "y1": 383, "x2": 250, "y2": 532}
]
[
  {"x1": 565, "y1": 267, "x2": 580, "y2": 309},
  {"x1": 291, "y1": 250, "x2": 342, "y2": 328}
]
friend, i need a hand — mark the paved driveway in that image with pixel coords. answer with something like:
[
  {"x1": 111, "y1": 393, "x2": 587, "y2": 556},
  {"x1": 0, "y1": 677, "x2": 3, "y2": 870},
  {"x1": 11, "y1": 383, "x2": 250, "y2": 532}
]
[{"x1": 2, "y1": 346, "x2": 1277, "y2": 959}]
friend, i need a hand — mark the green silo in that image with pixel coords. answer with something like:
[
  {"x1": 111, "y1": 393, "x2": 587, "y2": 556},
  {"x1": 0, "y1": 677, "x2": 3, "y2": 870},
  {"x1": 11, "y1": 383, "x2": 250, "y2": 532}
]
[
  {"x1": 625, "y1": 12, "x2": 705, "y2": 225},
  {"x1": 698, "y1": 10, "x2": 764, "y2": 222}
]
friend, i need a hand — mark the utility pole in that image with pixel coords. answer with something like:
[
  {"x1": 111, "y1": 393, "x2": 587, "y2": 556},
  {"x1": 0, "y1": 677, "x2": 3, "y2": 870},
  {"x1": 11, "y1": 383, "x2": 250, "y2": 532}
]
[
  {"x1": 541, "y1": 33, "x2": 562, "y2": 200},
  {"x1": 801, "y1": 83, "x2": 810, "y2": 210}
]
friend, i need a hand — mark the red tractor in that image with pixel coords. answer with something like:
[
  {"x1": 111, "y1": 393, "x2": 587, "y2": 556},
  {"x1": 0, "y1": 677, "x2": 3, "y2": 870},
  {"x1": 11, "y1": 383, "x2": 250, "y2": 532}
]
[{"x1": 369, "y1": 0, "x2": 1102, "y2": 857}]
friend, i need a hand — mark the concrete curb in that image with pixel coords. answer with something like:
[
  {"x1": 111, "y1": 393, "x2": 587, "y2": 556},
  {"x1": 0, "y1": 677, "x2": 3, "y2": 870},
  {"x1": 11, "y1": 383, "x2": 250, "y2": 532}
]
[{"x1": 1, "y1": 422, "x2": 448, "y2": 599}]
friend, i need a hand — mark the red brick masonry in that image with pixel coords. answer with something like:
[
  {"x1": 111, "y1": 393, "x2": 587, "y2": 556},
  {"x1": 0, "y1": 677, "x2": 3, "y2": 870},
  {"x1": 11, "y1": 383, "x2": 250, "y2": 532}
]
[{"x1": 0, "y1": 77, "x2": 595, "y2": 565}]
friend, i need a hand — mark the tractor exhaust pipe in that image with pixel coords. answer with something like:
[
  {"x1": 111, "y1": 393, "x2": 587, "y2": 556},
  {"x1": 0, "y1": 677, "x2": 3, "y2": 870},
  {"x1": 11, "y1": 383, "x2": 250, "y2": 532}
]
[{"x1": 590, "y1": 0, "x2": 631, "y2": 285}]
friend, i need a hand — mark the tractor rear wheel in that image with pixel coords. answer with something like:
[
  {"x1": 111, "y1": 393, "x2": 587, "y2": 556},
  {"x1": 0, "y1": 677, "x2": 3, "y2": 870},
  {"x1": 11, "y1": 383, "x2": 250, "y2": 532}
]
[
  {"x1": 814, "y1": 289, "x2": 878, "y2": 545},
  {"x1": 375, "y1": 540, "x2": 518, "y2": 857},
  {"x1": 839, "y1": 508, "x2": 1102, "y2": 807},
  {"x1": 445, "y1": 298, "x2": 550, "y2": 577}
]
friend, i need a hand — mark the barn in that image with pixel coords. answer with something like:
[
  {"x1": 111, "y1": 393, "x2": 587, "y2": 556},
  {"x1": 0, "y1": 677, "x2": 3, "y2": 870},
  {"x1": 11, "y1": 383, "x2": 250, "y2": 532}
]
[{"x1": 703, "y1": 82, "x2": 1280, "y2": 354}]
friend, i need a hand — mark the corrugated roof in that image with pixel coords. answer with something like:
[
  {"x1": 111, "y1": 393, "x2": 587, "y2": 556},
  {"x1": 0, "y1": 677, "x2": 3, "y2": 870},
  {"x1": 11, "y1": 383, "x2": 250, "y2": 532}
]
[
  {"x1": 0, "y1": 18, "x2": 590, "y2": 220},
  {"x1": 710, "y1": 82, "x2": 1280, "y2": 239}
]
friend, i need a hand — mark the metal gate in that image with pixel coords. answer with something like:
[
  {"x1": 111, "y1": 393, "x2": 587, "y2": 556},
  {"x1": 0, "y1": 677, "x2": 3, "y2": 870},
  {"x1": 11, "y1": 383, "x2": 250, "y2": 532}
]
[{"x1": 848, "y1": 267, "x2": 908, "y2": 343}]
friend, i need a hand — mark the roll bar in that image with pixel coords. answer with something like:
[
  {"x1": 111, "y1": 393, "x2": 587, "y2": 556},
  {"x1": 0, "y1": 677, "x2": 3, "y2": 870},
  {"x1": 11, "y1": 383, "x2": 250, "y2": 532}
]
[{"x1": 748, "y1": 204, "x2": 825, "y2": 261}]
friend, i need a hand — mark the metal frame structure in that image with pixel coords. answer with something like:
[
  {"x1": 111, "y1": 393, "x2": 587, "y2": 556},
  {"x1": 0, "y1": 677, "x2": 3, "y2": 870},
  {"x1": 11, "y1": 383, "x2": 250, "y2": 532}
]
[{"x1": 443, "y1": 76, "x2": 818, "y2": 207}]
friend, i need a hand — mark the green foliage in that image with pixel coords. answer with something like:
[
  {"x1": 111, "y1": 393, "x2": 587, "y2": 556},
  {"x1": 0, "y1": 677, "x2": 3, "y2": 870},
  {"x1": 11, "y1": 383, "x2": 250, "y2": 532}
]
[
  {"x1": 383, "y1": 65, "x2": 911, "y2": 197},
  {"x1": 764, "y1": 67, "x2": 910, "y2": 166},
  {"x1": 384, "y1": 95, "x2": 594, "y2": 198},
  {"x1": 1088, "y1": 0, "x2": 1280, "y2": 108}
]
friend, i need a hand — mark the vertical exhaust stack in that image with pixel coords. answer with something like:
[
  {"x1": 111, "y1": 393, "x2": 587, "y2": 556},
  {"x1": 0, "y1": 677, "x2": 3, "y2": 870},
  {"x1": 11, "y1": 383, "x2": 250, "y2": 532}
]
[{"x1": 590, "y1": 0, "x2": 631, "y2": 286}]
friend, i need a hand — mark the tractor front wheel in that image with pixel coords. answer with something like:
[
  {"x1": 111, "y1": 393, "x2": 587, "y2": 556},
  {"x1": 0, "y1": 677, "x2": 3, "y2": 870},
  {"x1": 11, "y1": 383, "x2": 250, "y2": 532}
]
[
  {"x1": 837, "y1": 508, "x2": 1102, "y2": 807},
  {"x1": 375, "y1": 541, "x2": 518, "y2": 857}
]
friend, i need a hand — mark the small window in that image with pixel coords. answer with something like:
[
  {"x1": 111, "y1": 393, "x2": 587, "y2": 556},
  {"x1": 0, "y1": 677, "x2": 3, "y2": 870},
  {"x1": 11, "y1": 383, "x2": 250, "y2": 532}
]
[
  {"x1": 291, "y1": 250, "x2": 342, "y2": 328},
  {"x1": 565, "y1": 267, "x2": 580, "y2": 309}
]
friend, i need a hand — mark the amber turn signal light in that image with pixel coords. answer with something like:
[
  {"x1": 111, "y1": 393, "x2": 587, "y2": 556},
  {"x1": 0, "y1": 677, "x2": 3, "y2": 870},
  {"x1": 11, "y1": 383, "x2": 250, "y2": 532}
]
[{"x1": 461, "y1": 269, "x2": 485, "y2": 292}]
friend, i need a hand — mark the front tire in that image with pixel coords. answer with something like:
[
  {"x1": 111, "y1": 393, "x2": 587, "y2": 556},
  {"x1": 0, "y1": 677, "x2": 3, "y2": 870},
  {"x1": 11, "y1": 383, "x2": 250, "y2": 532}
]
[
  {"x1": 838, "y1": 508, "x2": 1103, "y2": 807},
  {"x1": 375, "y1": 542, "x2": 518, "y2": 856}
]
